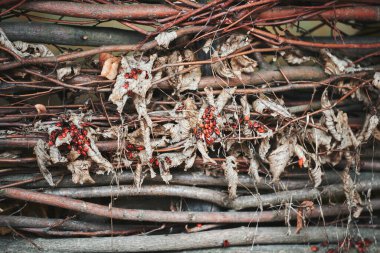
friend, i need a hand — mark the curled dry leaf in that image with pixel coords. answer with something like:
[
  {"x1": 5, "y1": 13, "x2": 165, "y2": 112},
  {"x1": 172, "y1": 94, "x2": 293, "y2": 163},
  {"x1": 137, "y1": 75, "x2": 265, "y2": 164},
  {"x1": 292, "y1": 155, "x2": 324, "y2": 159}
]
[
  {"x1": 219, "y1": 34, "x2": 251, "y2": 57},
  {"x1": 307, "y1": 128, "x2": 332, "y2": 151},
  {"x1": 321, "y1": 89, "x2": 341, "y2": 141},
  {"x1": 240, "y1": 96, "x2": 250, "y2": 119},
  {"x1": 134, "y1": 163, "x2": 143, "y2": 190},
  {"x1": 373, "y1": 72, "x2": 380, "y2": 89},
  {"x1": 321, "y1": 49, "x2": 352, "y2": 75},
  {"x1": 211, "y1": 58, "x2": 235, "y2": 78},
  {"x1": 34, "y1": 104, "x2": 47, "y2": 114},
  {"x1": 57, "y1": 65, "x2": 81, "y2": 81},
  {"x1": 211, "y1": 34, "x2": 253, "y2": 78},
  {"x1": 248, "y1": 157, "x2": 261, "y2": 183},
  {"x1": 49, "y1": 145, "x2": 68, "y2": 164},
  {"x1": 101, "y1": 56, "x2": 121, "y2": 80},
  {"x1": 309, "y1": 160, "x2": 323, "y2": 187},
  {"x1": 253, "y1": 95, "x2": 291, "y2": 118},
  {"x1": 155, "y1": 31, "x2": 177, "y2": 49},
  {"x1": 34, "y1": 139, "x2": 54, "y2": 186},
  {"x1": 268, "y1": 141, "x2": 292, "y2": 182},
  {"x1": 342, "y1": 170, "x2": 363, "y2": 218},
  {"x1": 259, "y1": 137, "x2": 271, "y2": 161},
  {"x1": 215, "y1": 87, "x2": 237, "y2": 114},
  {"x1": 280, "y1": 49, "x2": 311, "y2": 65},
  {"x1": 202, "y1": 38, "x2": 213, "y2": 54},
  {"x1": 166, "y1": 50, "x2": 201, "y2": 93},
  {"x1": 295, "y1": 200, "x2": 314, "y2": 234},
  {"x1": 336, "y1": 111, "x2": 360, "y2": 149},
  {"x1": 197, "y1": 140, "x2": 216, "y2": 164},
  {"x1": 87, "y1": 138, "x2": 113, "y2": 174},
  {"x1": 357, "y1": 114, "x2": 379, "y2": 143},
  {"x1": 67, "y1": 160, "x2": 94, "y2": 185},
  {"x1": 222, "y1": 156, "x2": 238, "y2": 199},
  {"x1": 230, "y1": 55, "x2": 257, "y2": 78},
  {"x1": 0, "y1": 28, "x2": 24, "y2": 57},
  {"x1": 157, "y1": 147, "x2": 195, "y2": 183},
  {"x1": 204, "y1": 87, "x2": 216, "y2": 108},
  {"x1": 13, "y1": 41, "x2": 54, "y2": 58}
]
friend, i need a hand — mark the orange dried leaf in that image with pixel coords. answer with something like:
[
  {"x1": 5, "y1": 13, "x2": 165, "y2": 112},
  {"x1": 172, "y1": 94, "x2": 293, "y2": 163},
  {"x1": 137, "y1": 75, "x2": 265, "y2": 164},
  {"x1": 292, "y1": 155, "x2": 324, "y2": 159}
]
[
  {"x1": 35, "y1": 104, "x2": 47, "y2": 114},
  {"x1": 99, "y1": 53, "x2": 113, "y2": 68},
  {"x1": 100, "y1": 57, "x2": 121, "y2": 80}
]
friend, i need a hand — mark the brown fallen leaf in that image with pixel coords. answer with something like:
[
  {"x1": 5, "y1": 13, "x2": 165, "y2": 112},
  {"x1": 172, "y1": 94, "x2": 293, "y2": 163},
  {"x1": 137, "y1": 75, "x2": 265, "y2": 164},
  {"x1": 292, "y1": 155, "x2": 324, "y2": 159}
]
[{"x1": 295, "y1": 200, "x2": 314, "y2": 234}]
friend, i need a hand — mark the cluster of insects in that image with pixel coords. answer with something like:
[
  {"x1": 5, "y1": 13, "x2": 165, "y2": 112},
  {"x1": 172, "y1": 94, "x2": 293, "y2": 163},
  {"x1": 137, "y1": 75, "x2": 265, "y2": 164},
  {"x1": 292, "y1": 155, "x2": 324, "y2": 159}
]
[
  {"x1": 242, "y1": 115, "x2": 267, "y2": 134},
  {"x1": 149, "y1": 156, "x2": 172, "y2": 168},
  {"x1": 123, "y1": 67, "x2": 149, "y2": 90},
  {"x1": 125, "y1": 143, "x2": 145, "y2": 159},
  {"x1": 194, "y1": 106, "x2": 221, "y2": 145},
  {"x1": 48, "y1": 120, "x2": 91, "y2": 157}
]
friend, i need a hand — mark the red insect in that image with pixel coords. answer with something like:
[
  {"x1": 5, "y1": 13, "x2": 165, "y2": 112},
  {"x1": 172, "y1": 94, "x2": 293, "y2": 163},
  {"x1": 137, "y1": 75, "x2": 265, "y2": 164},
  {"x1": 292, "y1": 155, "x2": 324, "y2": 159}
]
[
  {"x1": 310, "y1": 245, "x2": 319, "y2": 252},
  {"x1": 222, "y1": 240, "x2": 230, "y2": 248},
  {"x1": 165, "y1": 157, "x2": 172, "y2": 165}
]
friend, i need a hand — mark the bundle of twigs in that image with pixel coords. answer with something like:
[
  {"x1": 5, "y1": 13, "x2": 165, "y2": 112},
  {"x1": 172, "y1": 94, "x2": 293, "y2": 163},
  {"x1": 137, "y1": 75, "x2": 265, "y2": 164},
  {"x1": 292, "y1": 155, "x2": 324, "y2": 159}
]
[{"x1": 1, "y1": 0, "x2": 380, "y2": 252}]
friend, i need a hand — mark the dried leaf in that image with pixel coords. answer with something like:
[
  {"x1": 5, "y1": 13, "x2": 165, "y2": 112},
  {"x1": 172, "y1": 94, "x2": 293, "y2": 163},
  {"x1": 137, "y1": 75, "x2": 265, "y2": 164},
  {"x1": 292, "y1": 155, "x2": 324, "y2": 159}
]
[
  {"x1": 373, "y1": 72, "x2": 380, "y2": 89},
  {"x1": 211, "y1": 58, "x2": 235, "y2": 78},
  {"x1": 357, "y1": 115, "x2": 379, "y2": 142},
  {"x1": 248, "y1": 157, "x2": 261, "y2": 183},
  {"x1": 57, "y1": 65, "x2": 81, "y2": 81},
  {"x1": 34, "y1": 139, "x2": 54, "y2": 186},
  {"x1": 294, "y1": 144, "x2": 309, "y2": 168},
  {"x1": 336, "y1": 111, "x2": 360, "y2": 149},
  {"x1": 309, "y1": 161, "x2": 323, "y2": 187},
  {"x1": 67, "y1": 160, "x2": 94, "y2": 184},
  {"x1": 166, "y1": 50, "x2": 201, "y2": 93},
  {"x1": 307, "y1": 128, "x2": 332, "y2": 151},
  {"x1": 134, "y1": 163, "x2": 143, "y2": 190},
  {"x1": 222, "y1": 156, "x2": 238, "y2": 199},
  {"x1": 202, "y1": 38, "x2": 212, "y2": 54},
  {"x1": 219, "y1": 34, "x2": 251, "y2": 57},
  {"x1": 321, "y1": 49, "x2": 351, "y2": 75},
  {"x1": 109, "y1": 54, "x2": 156, "y2": 114},
  {"x1": 34, "y1": 104, "x2": 47, "y2": 114},
  {"x1": 101, "y1": 56, "x2": 120, "y2": 80},
  {"x1": 296, "y1": 200, "x2": 314, "y2": 234},
  {"x1": 280, "y1": 49, "x2": 311, "y2": 65},
  {"x1": 197, "y1": 140, "x2": 216, "y2": 164},
  {"x1": 259, "y1": 137, "x2": 271, "y2": 161},
  {"x1": 49, "y1": 145, "x2": 68, "y2": 164},
  {"x1": 13, "y1": 41, "x2": 54, "y2": 57},
  {"x1": 215, "y1": 87, "x2": 237, "y2": 114},
  {"x1": 230, "y1": 55, "x2": 257, "y2": 78},
  {"x1": 253, "y1": 95, "x2": 291, "y2": 118},
  {"x1": 87, "y1": 135, "x2": 113, "y2": 174},
  {"x1": 155, "y1": 31, "x2": 177, "y2": 49},
  {"x1": 99, "y1": 53, "x2": 114, "y2": 68},
  {"x1": 321, "y1": 89, "x2": 341, "y2": 141},
  {"x1": 342, "y1": 170, "x2": 363, "y2": 218},
  {"x1": 268, "y1": 142, "x2": 292, "y2": 182}
]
